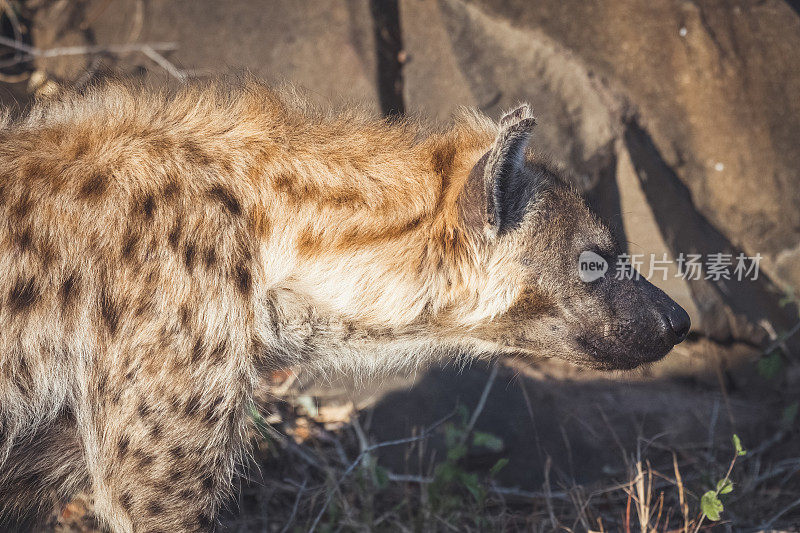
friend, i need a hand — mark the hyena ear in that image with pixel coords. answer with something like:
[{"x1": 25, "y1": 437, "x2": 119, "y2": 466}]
[{"x1": 484, "y1": 104, "x2": 537, "y2": 236}]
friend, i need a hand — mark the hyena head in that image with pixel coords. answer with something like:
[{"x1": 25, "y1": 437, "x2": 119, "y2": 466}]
[{"x1": 459, "y1": 104, "x2": 690, "y2": 370}]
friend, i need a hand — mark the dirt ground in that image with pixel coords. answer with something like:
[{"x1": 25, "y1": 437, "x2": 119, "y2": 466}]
[{"x1": 0, "y1": 0, "x2": 798, "y2": 531}]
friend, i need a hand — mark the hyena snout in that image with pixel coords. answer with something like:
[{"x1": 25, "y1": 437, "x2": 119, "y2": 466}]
[
  {"x1": 656, "y1": 299, "x2": 691, "y2": 345},
  {"x1": 581, "y1": 275, "x2": 693, "y2": 369},
  {"x1": 638, "y1": 277, "x2": 691, "y2": 346}
]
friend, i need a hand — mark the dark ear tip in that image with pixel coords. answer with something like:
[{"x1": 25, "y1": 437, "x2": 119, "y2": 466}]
[
  {"x1": 499, "y1": 103, "x2": 535, "y2": 128},
  {"x1": 509, "y1": 117, "x2": 537, "y2": 133}
]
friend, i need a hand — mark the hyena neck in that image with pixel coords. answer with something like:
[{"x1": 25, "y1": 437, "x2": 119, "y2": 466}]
[
  {"x1": 253, "y1": 286, "x2": 505, "y2": 375},
  {"x1": 252, "y1": 112, "x2": 519, "y2": 371}
]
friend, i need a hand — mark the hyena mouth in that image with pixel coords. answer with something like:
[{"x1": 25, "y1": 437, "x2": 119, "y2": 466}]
[{"x1": 575, "y1": 334, "x2": 671, "y2": 370}]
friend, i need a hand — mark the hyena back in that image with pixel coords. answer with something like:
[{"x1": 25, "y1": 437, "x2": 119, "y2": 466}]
[{"x1": 0, "y1": 79, "x2": 688, "y2": 531}]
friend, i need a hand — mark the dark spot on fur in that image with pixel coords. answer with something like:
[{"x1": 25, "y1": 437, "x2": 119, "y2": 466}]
[
  {"x1": 191, "y1": 338, "x2": 204, "y2": 364},
  {"x1": 118, "y1": 435, "x2": 130, "y2": 458},
  {"x1": 181, "y1": 139, "x2": 214, "y2": 165},
  {"x1": 136, "y1": 450, "x2": 155, "y2": 468},
  {"x1": 37, "y1": 236, "x2": 56, "y2": 267},
  {"x1": 179, "y1": 304, "x2": 191, "y2": 331},
  {"x1": 121, "y1": 231, "x2": 138, "y2": 261},
  {"x1": 197, "y1": 512, "x2": 213, "y2": 530},
  {"x1": 111, "y1": 387, "x2": 123, "y2": 405},
  {"x1": 343, "y1": 322, "x2": 357, "y2": 341},
  {"x1": 79, "y1": 173, "x2": 108, "y2": 199},
  {"x1": 8, "y1": 277, "x2": 38, "y2": 312},
  {"x1": 203, "y1": 248, "x2": 217, "y2": 269},
  {"x1": 60, "y1": 274, "x2": 78, "y2": 308},
  {"x1": 12, "y1": 192, "x2": 32, "y2": 219},
  {"x1": 207, "y1": 185, "x2": 242, "y2": 216},
  {"x1": 119, "y1": 491, "x2": 133, "y2": 512},
  {"x1": 137, "y1": 401, "x2": 150, "y2": 419},
  {"x1": 201, "y1": 474, "x2": 214, "y2": 491},
  {"x1": 168, "y1": 444, "x2": 184, "y2": 461},
  {"x1": 149, "y1": 421, "x2": 163, "y2": 440},
  {"x1": 163, "y1": 181, "x2": 180, "y2": 200},
  {"x1": 209, "y1": 396, "x2": 223, "y2": 412},
  {"x1": 140, "y1": 194, "x2": 156, "y2": 220},
  {"x1": 204, "y1": 408, "x2": 220, "y2": 426},
  {"x1": 185, "y1": 394, "x2": 202, "y2": 416},
  {"x1": 13, "y1": 227, "x2": 32, "y2": 251},
  {"x1": 183, "y1": 243, "x2": 197, "y2": 272},
  {"x1": 168, "y1": 223, "x2": 182, "y2": 250},
  {"x1": 234, "y1": 262, "x2": 252, "y2": 296},
  {"x1": 147, "y1": 500, "x2": 164, "y2": 514},
  {"x1": 210, "y1": 339, "x2": 226, "y2": 364},
  {"x1": 168, "y1": 469, "x2": 183, "y2": 483},
  {"x1": 100, "y1": 289, "x2": 120, "y2": 335},
  {"x1": 73, "y1": 140, "x2": 88, "y2": 158}
]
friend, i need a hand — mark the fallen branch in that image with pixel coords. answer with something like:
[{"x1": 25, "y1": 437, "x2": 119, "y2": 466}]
[
  {"x1": 279, "y1": 477, "x2": 308, "y2": 533},
  {"x1": 141, "y1": 45, "x2": 187, "y2": 82},
  {"x1": 0, "y1": 35, "x2": 177, "y2": 59},
  {"x1": 758, "y1": 496, "x2": 800, "y2": 530},
  {"x1": 459, "y1": 363, "x2": 499, "y2": 447},
  {"x1": 0, "y1": 35, "x2": 180, "y2": 75}
]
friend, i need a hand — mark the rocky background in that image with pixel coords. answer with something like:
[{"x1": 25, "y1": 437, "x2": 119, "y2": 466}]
[{"x1": 2, "y1": 0, "x2": 799, "y2": 530}]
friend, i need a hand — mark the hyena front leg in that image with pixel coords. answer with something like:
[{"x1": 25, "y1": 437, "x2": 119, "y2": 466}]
[{"x1": 80, "y1": 355, "x2": 250, "y2": 533}]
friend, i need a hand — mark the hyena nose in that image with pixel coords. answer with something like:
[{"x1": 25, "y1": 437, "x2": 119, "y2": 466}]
[{"x1": 659, "y1": 305, "x2": 691, "y2": 345}]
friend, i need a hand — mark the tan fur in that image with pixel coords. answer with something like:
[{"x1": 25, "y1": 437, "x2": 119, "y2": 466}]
[{"x1": 0, "y1": 79, "x2": 552, "y2": 531}]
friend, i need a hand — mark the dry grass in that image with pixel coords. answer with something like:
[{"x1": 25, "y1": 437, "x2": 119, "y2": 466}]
[{"x1": 204, "y1": 363, "x2": 798, "y2": 533}]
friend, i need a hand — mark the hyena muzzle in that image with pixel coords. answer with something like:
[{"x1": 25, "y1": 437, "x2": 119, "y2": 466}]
[{"x1": 0, "y1": 80, "x2": 689, "y2": 531}]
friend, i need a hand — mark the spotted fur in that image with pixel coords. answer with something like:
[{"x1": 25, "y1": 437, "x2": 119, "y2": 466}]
[{"x1": 0, "y1": 78, "x2": 672, "y2": 531}]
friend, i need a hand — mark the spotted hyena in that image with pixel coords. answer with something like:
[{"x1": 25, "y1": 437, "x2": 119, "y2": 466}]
[{"x1": 0, "y1": 79, "x2": 689, "y2": 531}]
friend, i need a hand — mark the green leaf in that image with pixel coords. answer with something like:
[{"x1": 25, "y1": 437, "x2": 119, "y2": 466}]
[
  {"x1": 472, "y1": 431, "x2": 504, "y2": 452},
  {"x1": 433, "y1": 462, "x2": 459, "y2": 484},
  {"x1": 701, "y1": 491, "x2": 724, "y2": 521},
  {"x1": 460, "y1": 472, "x2": 485, "y2": 502},
  {"x1": 446, "y1": 443, "x2": 468, "y2": 462},
  {"x1": 782, "y1": 401, "x2": 799, "y2": 428},
  {"x1": 716, "y1": 478, "x2": 733, "y2": 494},
  {"x1": 757, "y1": 351, "x2": 782, "y2": 380},
  {"x1": 455, "y1": 404, "x2": 469, "y2": 424},
  {"x1": 732, "y1": 434, "x2": 747, "y2": 456},
  {"x1": 374, "y1": 465, "x2": 389, "y2": 489},
  {"x1": 489, "y1": 458, "x2": 509, "y2": 476},
  {"x1": 444, "y1": 423, "x2": 462, "y2": 448},
  {"x1": 778, "y1": 287, "x2": 797, "y2": 308}
]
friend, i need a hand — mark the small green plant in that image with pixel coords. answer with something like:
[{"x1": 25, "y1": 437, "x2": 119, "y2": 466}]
[
  {"x1": 697, "y1": 434, "x2": 747, "y2": 528},
  {"x1": 757, "y1": 350, "x2": 783, "y2": 379},
  {"x1": 427, "y1": 405, "x2": 508, "y2": 516}
]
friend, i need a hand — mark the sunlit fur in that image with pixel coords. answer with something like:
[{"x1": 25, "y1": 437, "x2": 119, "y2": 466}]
[{"x1": 0, "y1": 79, "x2": 552, "y2": 531}]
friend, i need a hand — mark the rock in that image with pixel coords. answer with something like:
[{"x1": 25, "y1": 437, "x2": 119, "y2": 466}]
[
  {"x1": 400, "y1": 0, "x2": 800, "y2": 344},
  {"x1": 28, "y1": 0, "x2": 381, "y2": 111}
]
